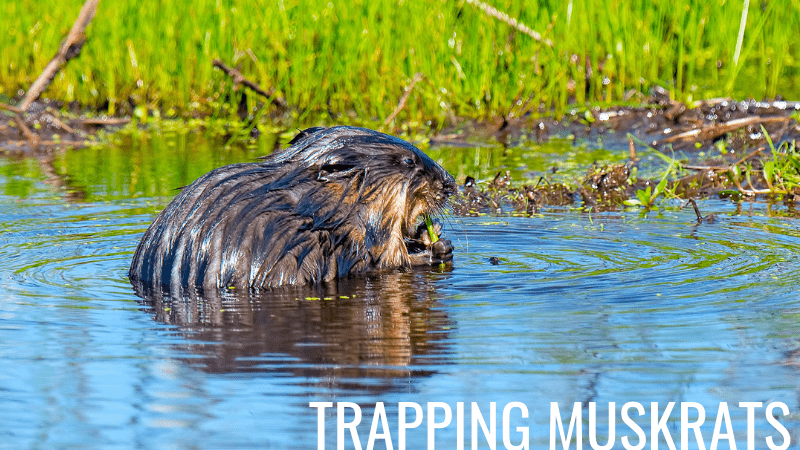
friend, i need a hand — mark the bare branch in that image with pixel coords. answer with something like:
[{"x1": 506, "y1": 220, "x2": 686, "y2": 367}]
[
  {"x1": 18, "y1": 0, "x2": 100, "y2": 111},
  {"x1": 383, "y1": 73, "x2": 424, "y2": 128},
  {"x1": 212, "y1": 59, "x2": 287, "y2": 108}
]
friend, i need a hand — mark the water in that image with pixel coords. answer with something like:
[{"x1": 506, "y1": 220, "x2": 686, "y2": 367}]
[{"x1": 2, "y1": 133, "x2": 800, "y2": 450}]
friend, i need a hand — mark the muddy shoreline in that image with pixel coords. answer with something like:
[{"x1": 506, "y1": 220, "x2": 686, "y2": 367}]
[
  {"x1": 435, "y1": 95, "x2": 800, "y2": 213},
  {"x1": 3, "y1": 95, "x2": 799, "y2": 212},
  {"x1": 0, "y1": 99, "x2": 130, "y2": 155}
]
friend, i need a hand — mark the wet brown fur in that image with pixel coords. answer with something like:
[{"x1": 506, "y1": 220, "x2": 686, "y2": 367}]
[{"x1": 129, "y1": 126, "x2": 456, "y2": 290}]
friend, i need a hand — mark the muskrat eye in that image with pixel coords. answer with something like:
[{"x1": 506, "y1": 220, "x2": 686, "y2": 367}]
[{"x1": 403, "y1": 157, "x2": 415, "y2": 167}]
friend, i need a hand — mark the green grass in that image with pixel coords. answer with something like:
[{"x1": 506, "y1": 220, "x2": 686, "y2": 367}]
[{"x1": 2, "y1": 0, "x2": 799, "y2": 126}]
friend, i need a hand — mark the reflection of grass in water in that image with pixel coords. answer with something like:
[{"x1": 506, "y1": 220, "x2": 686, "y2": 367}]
[
  {"x1": 51, "y1": 127, "x2": 629, "y2": 202},
  {"x1": 1, "y1": 0, "x2": 798, "y2": 122},
  {"x1": 0, "y1": 158, "x2": 42, "y2": 198},
  {"x1": 51, "y1": 127, "x2": 277, "y2": 201},
  {"x1": 35, "y1": 123, "x2": 800, "y2": 212}
]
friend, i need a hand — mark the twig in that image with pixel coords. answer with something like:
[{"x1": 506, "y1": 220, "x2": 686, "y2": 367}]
[
  {"x1": 628, "y1": 136, "x2": 637, "y2": 161},
  {"x1": 464, "y1": 0, "x2": 554, "y2": 47},
  {"x1": 658, "y1": 116, "x2": 790, "y2": 144},
  {"x1": 77, "y1": 117, "x2": 131, "y2": 126},
  {"x1": 0, "y1": 103, "x2": 23, "y2": 114},
  {"x1": 212, "y1": 59, "x2": 287, "y2": 107},
  {"x1": 731, "y1": 145, "x2": 766, "y2": 167},
  {"x1": 383, "y1": 72, "x2": 424, "y2": 127},
  {"x1": 44, "y1": 113, "x2": 79, "y2": 135},
  {"x1": 18, "y1": 0, "x2": 100, "y2": 111},
  {"x1": 685, "y1": 198, "x2": 703, "y2": 222},
  {"x1": 684, "y1": 198, "x2": 719, "y2": 223},
  {"x1": 682, "y1": 145, "x2": 766, "y2": 172},
  {"x1": 682, "y1": 164, "x2": 729, "y2": 171},
  {"x1": 14, "y1": 116, "x2": 39, "y2": 147}
]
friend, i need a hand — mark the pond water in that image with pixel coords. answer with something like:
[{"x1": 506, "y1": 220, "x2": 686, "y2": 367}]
[{"x1": 2, "y1": 131, "x2": 800, "y2": 450}]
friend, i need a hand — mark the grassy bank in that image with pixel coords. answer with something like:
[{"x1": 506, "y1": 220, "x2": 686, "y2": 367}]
[{"x1": 2, "y1": 0, "x2": 799, "y2": 125}]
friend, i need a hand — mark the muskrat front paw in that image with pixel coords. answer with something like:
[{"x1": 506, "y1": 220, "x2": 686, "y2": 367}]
[
  {"x1": 408, "y1": 239, "x2": 453, "y2": 265},
  {"x1": 432, "y1": 239, "x2": 454, "y2": 261}
]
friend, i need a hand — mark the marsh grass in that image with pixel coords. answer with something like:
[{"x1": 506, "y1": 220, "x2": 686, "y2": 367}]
[
  {"x1": 761, "y1": 127, "x2": 800, "y2": 195},
  {"x1": 2, "y1": 0, "x2": 799, "y2": 125}
]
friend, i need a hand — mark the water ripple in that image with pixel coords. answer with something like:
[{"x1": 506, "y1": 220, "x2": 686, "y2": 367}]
[
  {"x1": 0, "y1": 195, "x2": 154, "y2": 304},
  {"x1": 4, "y1": 157, "x2": 800, "y2": 449},
  {"x1": 448, "y1": 208, "x2": 800, "y2": 317}
]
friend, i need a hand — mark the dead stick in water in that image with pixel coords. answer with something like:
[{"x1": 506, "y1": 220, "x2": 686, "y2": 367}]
[
  {"x1": 628, "y1": 136, "x2": 637, "y2": 161},
  {"x1": 43, "y1": 113, "x2": 80, "y2": 136},
  {"x1": 212, "y1": 59, "x2": 287, "y2": 107},
  {"x1": 731, "y1": 146, "x2": 767, "y2": 168},
  {"x1": 17, "y1": 0, "x2": 100, "y2": 112},
  {"x1": 383, "y1": 72, "x2": 424, "y2": 127},
  {"x1": 685, "y1": 198, "x2": 703, "y2": 222},
  {"x1": 76, "y1": 117, "x2": 131, "y2": 126}
]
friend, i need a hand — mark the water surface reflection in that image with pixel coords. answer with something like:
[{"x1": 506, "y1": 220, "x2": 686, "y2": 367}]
[
  {"x1": 6, "y1": 136, "x2": 800, "y2": 449},
  {"x1": 132, "y1": 272, "x2": 454, "y2": 384}
]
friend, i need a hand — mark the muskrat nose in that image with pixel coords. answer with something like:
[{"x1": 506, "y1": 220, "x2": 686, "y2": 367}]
[
  {"x1": 443, "y1": 179, "x2": 457, "y2": 197},
  {"x1": 434, "y1": 179, "x2": 457, "y2": 200}
]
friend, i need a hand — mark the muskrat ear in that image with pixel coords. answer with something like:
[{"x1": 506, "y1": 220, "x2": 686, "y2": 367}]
[{"x1": 288, "y1": 127, "x2": 326, "y2": 145}]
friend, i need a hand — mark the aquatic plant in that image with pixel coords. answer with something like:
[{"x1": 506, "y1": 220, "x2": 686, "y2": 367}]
[{"x1": 761, "y1": 127, "x2": 800, "y2": 195}]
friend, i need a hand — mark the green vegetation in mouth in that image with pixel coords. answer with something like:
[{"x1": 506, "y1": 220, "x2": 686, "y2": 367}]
[{"x1": 423, "y1": 214, "x2": 439, "y2": 244}]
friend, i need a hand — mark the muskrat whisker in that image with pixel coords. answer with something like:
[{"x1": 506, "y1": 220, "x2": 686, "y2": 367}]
[{"x1": 439, "y1": 206, "x2": 467, "y2": 253}]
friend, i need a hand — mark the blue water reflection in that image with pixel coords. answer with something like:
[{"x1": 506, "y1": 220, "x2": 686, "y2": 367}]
[{"x1": 2, "y1": 153, "x2": 800, "y2": 449}]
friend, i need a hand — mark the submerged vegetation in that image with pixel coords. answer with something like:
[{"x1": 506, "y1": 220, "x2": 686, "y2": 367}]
[{"x1": 2, "y1": 0, "x2": 800, "y2": 125}]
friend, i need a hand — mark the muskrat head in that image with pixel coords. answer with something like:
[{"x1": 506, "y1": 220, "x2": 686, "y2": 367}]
[{"x1": 279, "y1": 126, "x2": 457, "y2": 268}]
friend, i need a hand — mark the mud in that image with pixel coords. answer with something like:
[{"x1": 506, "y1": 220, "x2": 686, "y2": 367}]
[
  {"x1": 441, "y1": 93, "x2": 800, "y2": 213},
  {"x1": 0, "y1": 100, "x2": 129, "y2": 155}
]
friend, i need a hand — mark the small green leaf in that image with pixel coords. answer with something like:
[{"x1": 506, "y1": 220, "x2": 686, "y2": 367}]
[
  {"x1": 654, "y1": 176, "x2": 668, "y2": 198},
  {"x1": 636, "y1": 187, "x2": 650, "y2": 205},
  {"x1": 763, "y1": 161, "x2": 774, "y2": 183}
]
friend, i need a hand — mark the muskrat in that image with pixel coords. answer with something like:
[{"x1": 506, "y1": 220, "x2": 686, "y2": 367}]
[{"x1": 129, "y1": 126, "x2": 456, "y2": 290}]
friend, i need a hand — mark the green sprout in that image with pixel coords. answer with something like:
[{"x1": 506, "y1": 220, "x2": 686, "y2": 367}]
[
  {"x1": 623, "y1": 143, "x2": 682, "y2": 210},
  {"x1": 423, "y1": 214, "x2": 438, "y2": 244}
]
